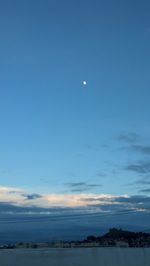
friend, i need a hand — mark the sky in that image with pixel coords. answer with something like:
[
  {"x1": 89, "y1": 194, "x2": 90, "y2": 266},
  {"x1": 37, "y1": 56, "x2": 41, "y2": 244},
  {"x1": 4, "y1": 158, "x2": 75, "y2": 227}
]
[{"x1": 0, "y1": 0, "x2": 150, "y2": 241}]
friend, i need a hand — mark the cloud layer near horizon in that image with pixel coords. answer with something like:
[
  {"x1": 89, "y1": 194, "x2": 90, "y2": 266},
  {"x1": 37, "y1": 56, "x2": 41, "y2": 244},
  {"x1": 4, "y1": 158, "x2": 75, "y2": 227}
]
[{"x1": 0, "y1": 185, "x2": 150, "y2": 218}]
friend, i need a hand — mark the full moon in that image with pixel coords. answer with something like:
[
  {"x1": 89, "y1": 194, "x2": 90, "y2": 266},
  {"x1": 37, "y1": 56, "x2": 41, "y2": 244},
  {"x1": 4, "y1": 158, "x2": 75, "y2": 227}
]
[{"x1": 83, "y1": 81, "x2": 87, "y2": 86}]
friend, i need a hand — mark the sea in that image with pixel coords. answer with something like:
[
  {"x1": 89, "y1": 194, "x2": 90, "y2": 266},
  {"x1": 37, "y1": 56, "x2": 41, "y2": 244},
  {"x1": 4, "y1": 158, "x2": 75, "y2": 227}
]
[{"x1": 0, "y1": 248, "x2": 150, "y2": 266}]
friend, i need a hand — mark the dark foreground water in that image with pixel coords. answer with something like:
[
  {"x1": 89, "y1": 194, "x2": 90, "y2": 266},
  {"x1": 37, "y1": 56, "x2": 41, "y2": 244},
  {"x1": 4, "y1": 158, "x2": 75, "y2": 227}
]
[{"x1": 0, "y1": 248, "x2": 150, "y2": 266}]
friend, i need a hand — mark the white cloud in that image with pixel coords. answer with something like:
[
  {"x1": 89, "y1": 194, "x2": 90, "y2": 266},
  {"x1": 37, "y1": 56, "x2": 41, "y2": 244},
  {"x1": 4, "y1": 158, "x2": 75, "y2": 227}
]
[{"x1": 0, "y1": 185, "x2": 128, "y2": 208}]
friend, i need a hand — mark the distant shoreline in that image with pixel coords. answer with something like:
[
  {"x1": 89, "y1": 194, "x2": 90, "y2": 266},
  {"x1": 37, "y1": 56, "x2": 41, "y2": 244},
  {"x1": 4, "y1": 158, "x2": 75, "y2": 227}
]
[{"x1": 1, "y1": 228, "x2": 150, "y2": 249}]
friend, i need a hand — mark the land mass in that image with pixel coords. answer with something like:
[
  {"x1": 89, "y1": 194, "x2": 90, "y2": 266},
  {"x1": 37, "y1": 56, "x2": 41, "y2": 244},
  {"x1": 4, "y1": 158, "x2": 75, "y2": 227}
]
[{"x1": 1, "y1": 228, "x2": 150, "y2": 249}]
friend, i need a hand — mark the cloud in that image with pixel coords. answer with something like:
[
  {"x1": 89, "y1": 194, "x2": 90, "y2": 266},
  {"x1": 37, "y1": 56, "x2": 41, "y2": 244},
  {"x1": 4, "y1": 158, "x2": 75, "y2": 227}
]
[
  {"x1": 125, "y1": 161, "x2": 150, "y2": 174},
  {"x1": 0, "y1": 186, "x2": 23, "y2": 194},
  {"x1": 66, "y1": 182, "x2": 87, "y2": 187},
  {"x1": 130, "y1": 145, "x2": 150, "y2": 155},
  {"x1": 96, "y1": 172, "x2": 106, "y2": 177},
  {"x1": 117, "y1": 132, "x2": 150, "y2": 156},
  {"x1": 1, "y1": 185, "x2": 150, "y2": 223},
  {"x1": 0, "y1": 186, "x2": 25, "y2": 205},
  {"x1": 128, "y1": 176, "x2": 150, "y2": 190},
  {"x1": 117, "y1": 133, "x2": 140, "y2": 144},
  {"x1": 82, "y1": 195, "x2": 150, "y2": 204},
  {"x1": 136, "y1": 177, "x2": 150, "y2": 185},
  {"x1": 0, "y1": 202, "x2": 50, "y2": 215},
  {"x1": 0, "y1": 202, "x2": 83, "y2": 216},
  {"x1": 139, "y1": 189, "x2": 150, "y2": 193},
  {"x1": 81, "y1": 195, "x2": 150, "y2": 214},
  {"x1": 23, "y1": 194, "x2": 42, "y2": 200},
  {"x1": 65, "y1": 182, "x2": 102, "y2": 192},
  {"x1": 116, "y1": 132, "x2": 150, "y2": 179},
  {"x1": 1, "y1": 193, "x2": 150, "y2": 218},
  {"x1": 113, "y1": 195, "x2": 150, "y2": 204}
]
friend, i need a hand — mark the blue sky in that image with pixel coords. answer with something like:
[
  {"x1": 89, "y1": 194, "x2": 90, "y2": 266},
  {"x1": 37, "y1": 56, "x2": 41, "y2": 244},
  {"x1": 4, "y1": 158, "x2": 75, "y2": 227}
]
[{"x1": 0, "y1": 0, "x2": 150, "y2": 239}]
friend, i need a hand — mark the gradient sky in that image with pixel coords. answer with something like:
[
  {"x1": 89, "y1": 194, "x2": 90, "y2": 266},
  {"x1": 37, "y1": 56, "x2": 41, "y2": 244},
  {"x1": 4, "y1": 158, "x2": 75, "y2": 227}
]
[{"x1": 0, "y1": 0, "x2": 150, "y2": 240}]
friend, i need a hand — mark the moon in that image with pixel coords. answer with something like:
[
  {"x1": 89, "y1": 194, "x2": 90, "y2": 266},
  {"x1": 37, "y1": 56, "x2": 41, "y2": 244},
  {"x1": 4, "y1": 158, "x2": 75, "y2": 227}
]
[{"x1": 83, "y1": 81, "x2": 87, "y2": 86}]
